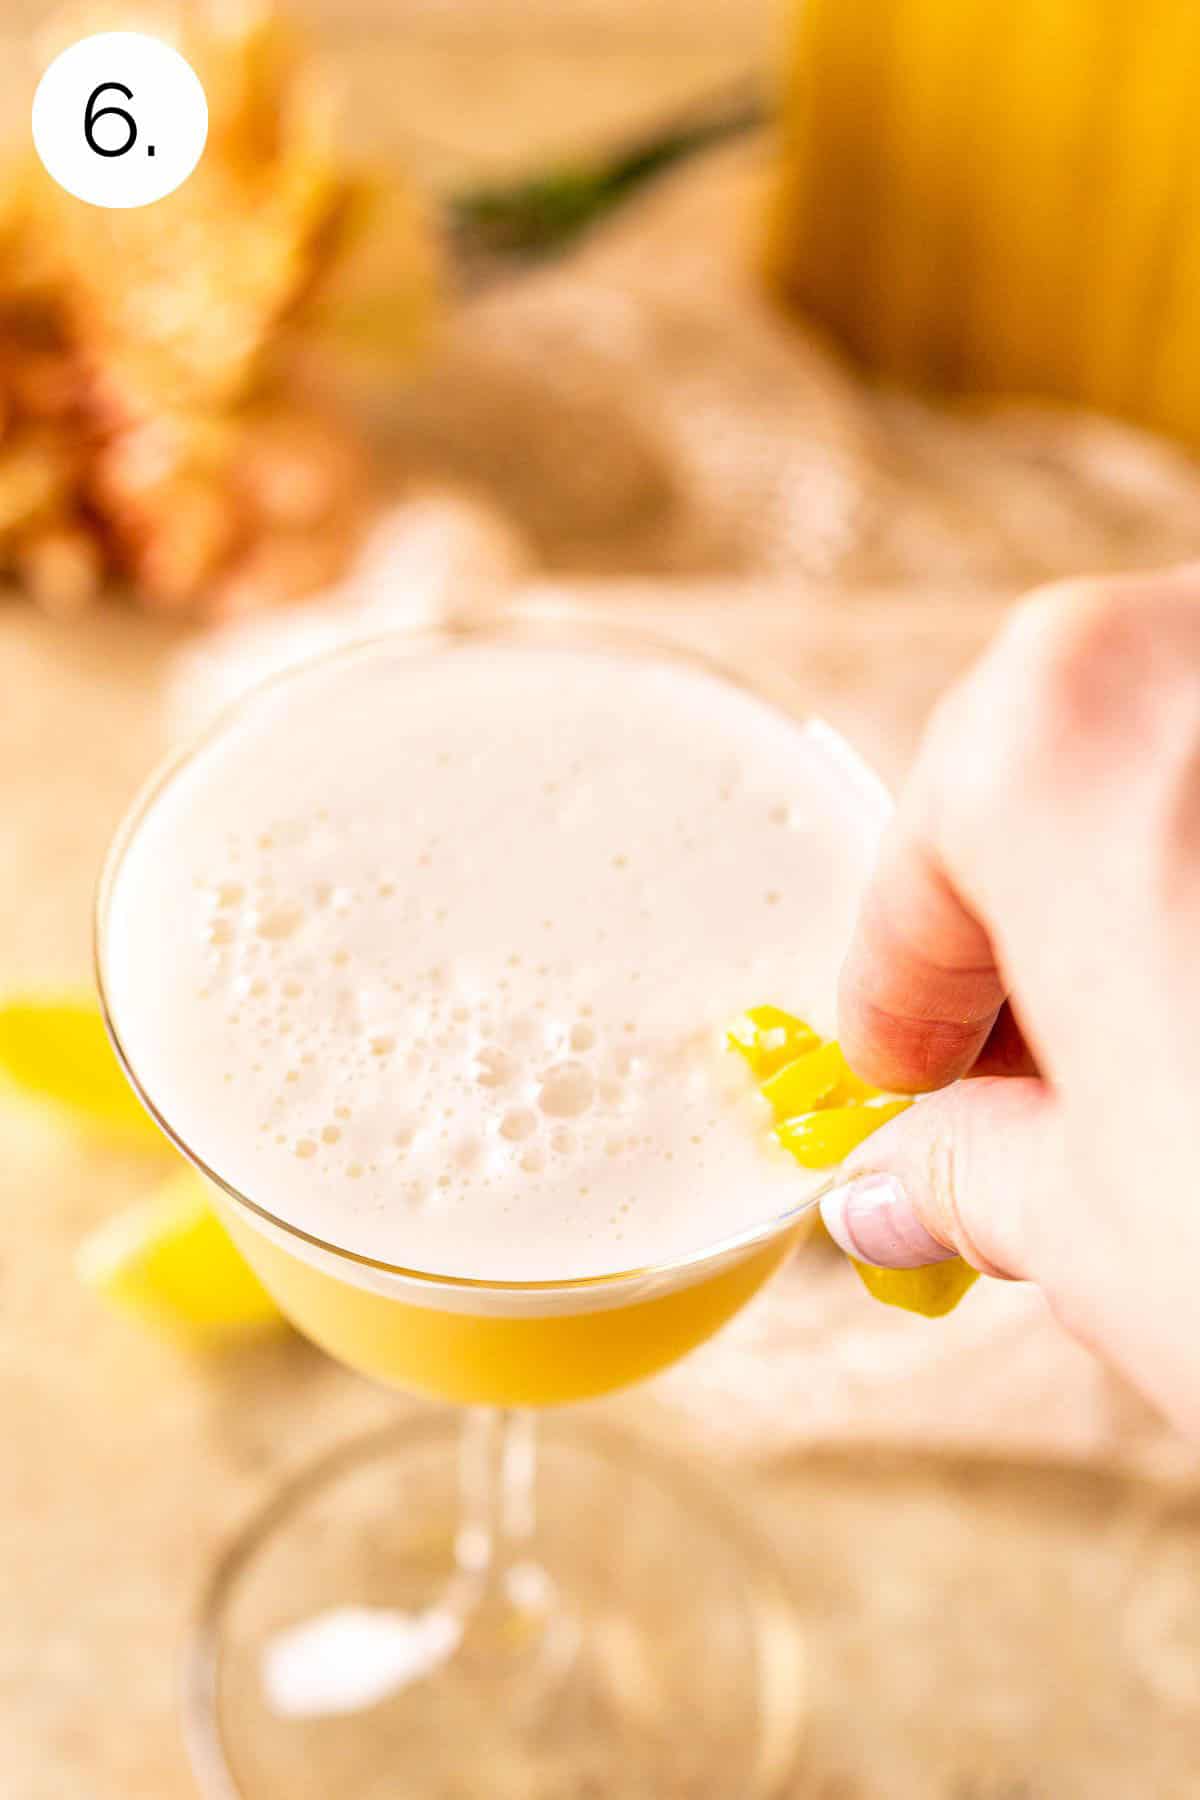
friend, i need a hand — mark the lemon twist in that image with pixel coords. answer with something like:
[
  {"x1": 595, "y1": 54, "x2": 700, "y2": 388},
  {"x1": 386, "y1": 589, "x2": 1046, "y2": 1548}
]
[{"x1": 730, "y1": 1006, "x2": 979, "y2": 1318}]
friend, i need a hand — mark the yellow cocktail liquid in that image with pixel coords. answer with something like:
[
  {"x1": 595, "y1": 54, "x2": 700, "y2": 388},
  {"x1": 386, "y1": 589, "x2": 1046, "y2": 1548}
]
[{"x1": 223, "y1": 1206, "x2": 801, "y2": 1406}]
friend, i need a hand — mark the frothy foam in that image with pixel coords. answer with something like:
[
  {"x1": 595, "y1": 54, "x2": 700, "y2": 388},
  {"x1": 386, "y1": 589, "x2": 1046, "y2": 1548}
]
[{"x1": 103, "y1": 641, "x2": 886, "y2": 1280}]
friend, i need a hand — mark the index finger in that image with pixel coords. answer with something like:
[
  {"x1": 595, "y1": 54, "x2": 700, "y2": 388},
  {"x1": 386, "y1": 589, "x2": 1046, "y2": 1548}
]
[{"x1": 838, "y1": 809, "x2": 1009, "y2": 1094}]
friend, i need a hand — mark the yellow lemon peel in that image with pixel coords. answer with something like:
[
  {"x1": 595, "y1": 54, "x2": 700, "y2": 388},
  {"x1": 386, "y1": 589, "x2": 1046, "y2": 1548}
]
[
  {"x1": 726, "y1": 1005, "x2": 819, "y2": 1080},
  {"x1": 775, "y1": 1099, "x2": 910, "y2": 1168},
  {"x1": 76, "y1": 1168, "x2": 284, "y2": 1343},
  {"x1": 733, "y1": 1009, "x2": 978, "y2": 1318},
  {"x1": 0, "y1": 994, "x2": 164, "y2": 1147}
]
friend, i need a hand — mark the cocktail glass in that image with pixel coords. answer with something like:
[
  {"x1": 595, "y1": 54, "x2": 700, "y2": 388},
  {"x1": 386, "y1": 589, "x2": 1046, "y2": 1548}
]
[{"x1": 95, "y1": 616, "x2": 889, "y2": 1799}]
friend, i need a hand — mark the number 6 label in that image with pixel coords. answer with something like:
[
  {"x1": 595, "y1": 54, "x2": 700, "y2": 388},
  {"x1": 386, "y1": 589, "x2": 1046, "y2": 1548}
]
[{"x1": 32, "y1": 31, "x2": 208, "y2": 209}]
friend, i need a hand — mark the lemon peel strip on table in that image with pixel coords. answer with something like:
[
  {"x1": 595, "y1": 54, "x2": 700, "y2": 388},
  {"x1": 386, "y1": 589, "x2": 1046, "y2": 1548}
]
[
  {"x1": 0, "y1": 993, "x2": 166, "y2": 1148},
  {"x1": 0, "y1": 991, "x2": 282, "y2": 1341},
  {"x1": 76, "y1": 1168, "x2": 283, "y2": 1344},
  {"x1": 732, "y1": 1006, "x2": 979, "y2": 1318}
]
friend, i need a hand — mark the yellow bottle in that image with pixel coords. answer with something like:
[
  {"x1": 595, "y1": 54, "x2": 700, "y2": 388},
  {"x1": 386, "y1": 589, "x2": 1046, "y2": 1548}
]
[{"x1": 766, "y1": 0, "x2": 1200, "y2": 445}]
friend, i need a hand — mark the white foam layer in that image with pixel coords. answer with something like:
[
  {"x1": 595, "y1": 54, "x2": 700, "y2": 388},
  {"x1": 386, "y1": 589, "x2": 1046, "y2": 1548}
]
[{"x1": 103, "y1": 639, "x2": 886, "y2": 1281}]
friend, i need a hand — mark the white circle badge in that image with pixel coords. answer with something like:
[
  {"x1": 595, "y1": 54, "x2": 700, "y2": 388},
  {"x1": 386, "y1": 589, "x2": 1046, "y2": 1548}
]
[{"x1": 32, "y1": 31, "x2": 208, "y2": 209}]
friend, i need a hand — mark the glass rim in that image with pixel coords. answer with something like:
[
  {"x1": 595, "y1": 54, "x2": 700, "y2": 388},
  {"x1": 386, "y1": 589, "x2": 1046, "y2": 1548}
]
[{"x1": 94, "y1": 609, "x2": 889, "y2": 1298}]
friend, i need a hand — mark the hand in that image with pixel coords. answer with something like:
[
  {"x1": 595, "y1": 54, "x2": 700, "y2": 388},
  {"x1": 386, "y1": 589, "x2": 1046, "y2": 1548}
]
[{"x1": 821, "y1": 566, "x2": 1200, "y2": 1433}]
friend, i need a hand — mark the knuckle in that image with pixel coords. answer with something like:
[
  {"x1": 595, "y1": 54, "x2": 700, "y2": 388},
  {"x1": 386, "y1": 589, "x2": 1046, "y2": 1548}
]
[
  {"x1": 918, "y1": 1084, "x2": 1010, "y2": 1278},
  {"x1": 1004, "y1": 575, "x2": 1200, "y2": 748},
  {"x1": 1010, "y1": 578, "x2": 1149, "y2": 728}
]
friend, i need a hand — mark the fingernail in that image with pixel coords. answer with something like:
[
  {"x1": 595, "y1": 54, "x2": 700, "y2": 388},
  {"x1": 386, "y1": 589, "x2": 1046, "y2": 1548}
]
[{"x1": 821, "y1": 1172, "x2": 957, "y2": 1269}]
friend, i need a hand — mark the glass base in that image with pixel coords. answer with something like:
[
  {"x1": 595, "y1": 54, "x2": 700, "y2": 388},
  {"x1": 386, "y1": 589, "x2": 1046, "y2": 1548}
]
[{"x1": 185, "y1": 1413, "x2": 806, "y2": 1799}]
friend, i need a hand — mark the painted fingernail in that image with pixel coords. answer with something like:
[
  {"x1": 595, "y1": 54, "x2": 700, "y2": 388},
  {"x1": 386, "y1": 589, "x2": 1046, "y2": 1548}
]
[{"x1": 820, "y1": 1172, "x2": 957, "y2": 1269}]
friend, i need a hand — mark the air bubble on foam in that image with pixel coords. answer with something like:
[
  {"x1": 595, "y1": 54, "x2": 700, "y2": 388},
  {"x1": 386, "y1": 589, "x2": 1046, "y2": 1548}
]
[
  {"x1": 321, "y1": 1126, "x2": 342, "y2": 1145},
  {"x1": 208, "y1": 918, "x2": 235, "y2": 947},
  {"x1": 335, "y1": 1105, "x2": 353, "y2": 1121},
  {"x1": 550, "y1": 1126, "x2": 574, "y2": 1155},
  {"x1": 612, "y1": 855, "x2": 629, "y2": 870},
  {"x1": 347, "y1": 1163, "x2": 364, "y2": 1179},
  {"x1": 369, "y1": 1035, "x2": 396, "y2": 1058},
  {"x1": 765, "y1": 891, "x2": 781, "y2": 907},
  {"x1": 475, "y1": 1046, "x2": 515, "y2": 1089},
  {"x1": 295, "y1": 1139, "x2": 318, "y2": 1160},
  {"x1": 257, "y1": 903, "x2": 304, "y2": 942},
  {"x1": 283, "y1": 979, "x2": 303, "y2": 998},
  {"x1": 332, "y1": 950, "x2": 350, "y2": 967},
  {"x1": 499, "y1": 1108, "x2": 537, "y2": 1142},
  {"x1": 537, "y1": 1061, "x2": 594, "y2": 1118},
  {"x1": 520, "y1": 1145, "x2": 546, "y2": 1174},
  {"x1": 454, "y1": 1136, "x2": 481, "y2": 1170},
  {"x1": 569, "y1": 1022, "x2": 596, "y2": 1052},
  {"x1": 216, "y1": 881, "x2": 245, "y2": 909}
]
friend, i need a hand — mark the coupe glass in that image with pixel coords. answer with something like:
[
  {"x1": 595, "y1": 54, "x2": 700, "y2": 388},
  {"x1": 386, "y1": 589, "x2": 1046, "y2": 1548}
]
[{"x1": 95, "y1": 616, "x2": 889, "y2": 1799}]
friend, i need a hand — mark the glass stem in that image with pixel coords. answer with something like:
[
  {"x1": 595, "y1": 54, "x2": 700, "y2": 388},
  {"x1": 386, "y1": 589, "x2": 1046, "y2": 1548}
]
[{"x1": 454, "y1": 1407, "x2": 542, "y2": 1614}]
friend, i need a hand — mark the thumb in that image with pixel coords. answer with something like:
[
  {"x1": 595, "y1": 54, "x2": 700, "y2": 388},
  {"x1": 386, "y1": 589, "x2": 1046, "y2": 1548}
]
[{"x1": 819, "y1": 1077, "x2": 1064, "y2": 1281}]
